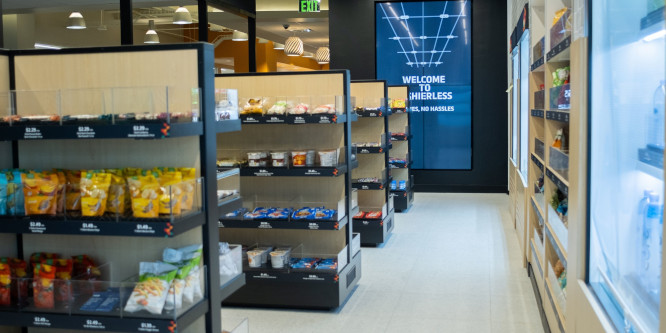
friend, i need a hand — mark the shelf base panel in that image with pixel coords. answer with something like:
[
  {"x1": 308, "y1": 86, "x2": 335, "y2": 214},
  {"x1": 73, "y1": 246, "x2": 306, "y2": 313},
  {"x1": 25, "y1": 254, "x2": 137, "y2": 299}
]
[{"x1": 354, "y1": 210, "x2": 394, "y2": 246}]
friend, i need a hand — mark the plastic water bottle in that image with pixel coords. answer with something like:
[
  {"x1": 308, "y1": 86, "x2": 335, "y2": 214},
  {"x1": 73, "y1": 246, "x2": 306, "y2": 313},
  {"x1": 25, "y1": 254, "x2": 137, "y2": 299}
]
[
  {"x1": 638, "y1": 191, "x2": 652, "y2": 271},
  {"x1": 648, "y1": 80, "x2": 665, "y2": 149},
  {"x1": 642, "y1": 192, "x2": 663, "y2": 302}
]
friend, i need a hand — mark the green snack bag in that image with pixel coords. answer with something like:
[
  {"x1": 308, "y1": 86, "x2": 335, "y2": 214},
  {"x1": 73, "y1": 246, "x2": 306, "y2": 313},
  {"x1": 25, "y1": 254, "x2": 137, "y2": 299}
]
[{"x1": 123, "y1": 262, "x2": 178, "y2": 315}]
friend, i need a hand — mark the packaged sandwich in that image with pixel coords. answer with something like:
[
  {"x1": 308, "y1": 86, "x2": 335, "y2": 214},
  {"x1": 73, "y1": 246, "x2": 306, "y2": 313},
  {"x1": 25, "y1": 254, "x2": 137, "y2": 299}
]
[
  {"x1": 33, "y1": 263, "x2": 56, "y2": 309},
  {"x1": 123, "y1": 262, "x2": 178, "y2": 315},
  {"x1": 127, "y1": 174, "x2": 160, "y2": 218},
  {"x1": 80, "y1": 171, "x2": 112, "y2": 217},
  {"x1": 22, "y1": 172, "x2": 59, "y2": 216}
]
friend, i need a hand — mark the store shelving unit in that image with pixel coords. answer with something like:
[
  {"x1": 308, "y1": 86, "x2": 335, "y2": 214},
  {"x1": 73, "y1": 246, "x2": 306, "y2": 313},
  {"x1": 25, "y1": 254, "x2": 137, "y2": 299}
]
[
  {"x1": 351, "y1": 80, "x2": 394, "y2": 246},
  {"x1": 214, "y1": 71, "x2": 362, "y2": 310},
  {"x1": 387, "y1": 85, "x2": 414, "y2": 212},
  {"x1": 0, "y1": 44, "x2": 244, "y2": 333},
  {"x1": 523, "y1": 1, "x2": 573, "y2": 332}
]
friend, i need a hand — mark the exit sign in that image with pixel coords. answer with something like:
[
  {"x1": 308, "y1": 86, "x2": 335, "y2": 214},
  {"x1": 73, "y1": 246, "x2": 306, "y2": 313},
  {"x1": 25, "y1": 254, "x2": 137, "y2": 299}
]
[{"x1": 299, "y1": 0, "x2": 321, "y2": 12}]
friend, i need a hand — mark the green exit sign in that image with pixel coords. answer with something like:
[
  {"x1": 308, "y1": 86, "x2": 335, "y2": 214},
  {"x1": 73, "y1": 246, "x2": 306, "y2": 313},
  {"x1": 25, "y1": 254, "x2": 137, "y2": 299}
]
[{"x1": 299, "y1": 0, "x2": 320, "y2": 12}]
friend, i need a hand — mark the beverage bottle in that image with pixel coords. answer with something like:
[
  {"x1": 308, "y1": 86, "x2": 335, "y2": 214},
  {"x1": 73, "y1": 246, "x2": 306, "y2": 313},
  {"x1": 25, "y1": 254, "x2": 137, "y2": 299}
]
[
  {"x1": 647, "y1": 80, "x2": 665, "y2": 149},
  {"x1": 642, "y1": 192, "x2": 663, "y2": 302}
]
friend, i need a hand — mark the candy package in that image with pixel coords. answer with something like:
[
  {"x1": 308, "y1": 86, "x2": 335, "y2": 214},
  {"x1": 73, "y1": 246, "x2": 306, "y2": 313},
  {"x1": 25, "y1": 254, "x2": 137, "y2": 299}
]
[
  {"x1": 33, "y1": 263, "x2": 56, "y2": 309},
  {"x1": 124, "y1": 262, "x2": 178, "y2": 315},
  {"x1": 0, "y1": 263, "x2": 10, "y2": 306},
  {"x1": 43, "y1": 258, "x2": 73, "y2": 303},
  {"x1": 53, "y1": 170, "x2": 66, "y2": 215},
  {"x1": 127, "y1": 174, "x2": 160, "y2": 218},
  {"x1": 353, "y1": 211, "x2": 366, "y2": 219},
  {"x1": 22, "y1": 172, "x2": 59, "y2": 216},
  {"x1": 80, "y1": 171, "x2": 112, "y2": 217}
]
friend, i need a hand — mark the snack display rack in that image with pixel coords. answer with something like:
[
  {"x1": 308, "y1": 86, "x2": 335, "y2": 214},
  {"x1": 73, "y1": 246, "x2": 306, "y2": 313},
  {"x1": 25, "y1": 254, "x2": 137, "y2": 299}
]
[
  {"x1": 0, "y1": 43, "x2": 245, "y2": 333},
  {"x1": 214, "y1": 71, "x2": 362, "y2": 310},
  {"x1": 351, "y1": 80, "x2": 394, "y2": 246},
  {"x1": 387, "y1": 85, "x2": 413, "y2": 212}
]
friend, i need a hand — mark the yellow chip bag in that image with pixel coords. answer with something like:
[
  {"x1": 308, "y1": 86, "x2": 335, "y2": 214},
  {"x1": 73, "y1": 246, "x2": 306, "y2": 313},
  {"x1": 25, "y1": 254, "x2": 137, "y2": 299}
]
[
  {"x1": 127, "y1": 174, "x2": 160, "y2": 218},
  {"x1": 80, "y1": 172, "x2": 111, "y2": 217},
  {"x1": 158, "y1": 171, "x2": 183, "y2": 215},
  {"x1": 53, "y1": 170, "x2": 66, "y2": 215},
  {"x1": 65, "y1": 170, "x2": 83, "y2": 212},
  {"x1": 178, "y1": 168, "x2": 196, "y2": 211},
  {"x1": 123, "y1": 168, "x2": 143, "y2": 177},
  {"x1": 22, "y1": 173, "x2": 58, "y2": 216},
  {"x1": 105, "y1": 169, "x2": 128, "y2": 215}
]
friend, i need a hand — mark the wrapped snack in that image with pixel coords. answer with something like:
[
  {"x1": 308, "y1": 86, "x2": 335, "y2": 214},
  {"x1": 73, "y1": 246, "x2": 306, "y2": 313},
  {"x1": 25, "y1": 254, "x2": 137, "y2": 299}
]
[
  {"x1": 178, "y1": 168, "x2": 197, "y2": 211},
  {"x1": 313, "y1": 208, "x2": 335, "y2": 220},
  {"x1": 43, "y1": 259, "x2": 73, "y2": 303},
  {"x1": 123, "y1": 168, "x2": 143, "y2": 177},
  {"x1": 124, "y1": 262, "x2": 178, "y2": 315},
  {"x1": 7, "y1": 171, "x2": 25, "y2": 216},
  {"x1": 353, "y1": 211, "x2": 366, "y2": 219},
  {"x1": 22, "y1": 172, "x2": 59, "y2": 216},
  {"x1": 52, "y1": 170, "x2": 66, "y2": 215},
  {"x1": 267, "y1": 101, "x2": 290, "y2": 115},
  {"x1": 33, "y1": 263, "x2": 56, "y2": 309},
  {"x1": 266, "y1": 208, "x2": 290, "y2": 220},
  {"x1": 178, "y1": 245, "x2": 203, "y2": 304},
  {"x1": 127, "y1": 174, "x2": 160, "y2": 218},
  {"x1": 162, "y1": 245, "x2": 202, "y2": 310},
  {"x1": 223, "y1": 208, "x2": 247, "y2": 219},
  {"x1": 80, "y1": 171, "x2": 112, "y2": 217},
  {"x1": 0, "y1": 263, "x2": 10, "y2": 306},
  {"x1": 289, "y1": 103, "x2": 309, "y2": 115},
  {"x1": 292, "y1": 207, "x2": 314, "y2": 220},
  {"x1": 391, "y1": 99, "x2": 406, "y2": 108},
  {"x1": 290, "y1": 258, "x2": 319, "y2": 269},
  {"x1": 30, "y1": 253, "x2": 59, "y2": 275},
  {"x1": 0, "y1": 173, "x2": 7, "y2": 216},
  {"x1": 366, "y1": 211, "x2": 382, "y2": 219},
  {"x1": 65, "y1": 170, "x2": 83, "y2": 212},
  {"x1": 312, "y1": 104, "x2": 336, "y2": 114},
  {"x1": 315, "y1": 258, "x2": 338, "y2": 270},
  {"x1": 241, "y1": 98, "x2": 265, "y2": 115},
  {"x1": 6, "y1": 258, "x2": 28, "y2": 304},
  {"x1": 105, "y1": 169, "x2": 129, "y2": 215},
  {"x1": 158, "y1": 171, "x2": 184, "y2": 215}
]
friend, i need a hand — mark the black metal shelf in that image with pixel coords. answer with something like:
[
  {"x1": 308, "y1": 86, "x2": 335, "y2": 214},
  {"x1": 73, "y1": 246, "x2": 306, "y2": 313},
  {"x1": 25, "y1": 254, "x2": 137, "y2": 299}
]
[
  {"x1": 0, "y1": 122, "x2": 203, "y2": 141},
  {"x1": 215, "y1": 119, "x2": 242, "y2": 133},
  {"x1": 237, "y1": 161, "x2": 356, "y2": 177},
  {"x1": 531, "y1": 57, "x2": 545, "y2": 72},
  {"x1": 389, "y1": 108, "x2": 407, "y2": 114},
  {"x1": 218, "y1": 195, "x2": 243, "y2": 217},
  {"x1": 0, "y1": 212, "x2": 205, "y2": 237},
  {"x1": 545, "y1": 110, "x2": 570, "y2": 123},
  {"x1": 220, "y1": 273, "x2": 246, "y2": 301},
  {"x1": 531, "y1": 109, "x2": 545, "y2": 118},
  {"x1": 239, "y1": 114, "x2": 348, "y2": 124},
  {"x1": 531, "y1": 153, "x2": 544, "y2": 171},
  {"x1": 546, "y1": 36, "x2": 572, "y2": 62},
  {"x1": 0, "y1": 300, "x2": 208, "y2": 333},
  {"x1": 355, "y1": 109, "x2": 385, "y2": 117},
  {"x1": 353, "y1": 210, "x2": 394, "y2": 245},
  {"x1": 219, "y1": 216, "x2": 349, "y2": 230},
  {"x1": 530, "y1": 196, "x2": 545, "y2": 226},
  {"x1": 546, "y1": 167, "x2": 569, "y2": 196},
  {"x1": 390, "y1": 135, "x2": 411, "y2": 142},
  {"x1": 357, "y1": 146, "x2": 387, "y2": 154},
  {"x1": 352, "y1": 180, "x2": 386, "y2": 190}
]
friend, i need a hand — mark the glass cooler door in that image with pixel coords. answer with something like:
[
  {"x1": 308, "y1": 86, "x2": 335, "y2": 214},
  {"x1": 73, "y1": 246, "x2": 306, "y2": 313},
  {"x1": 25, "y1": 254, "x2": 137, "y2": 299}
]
[{"x1": 589, "y1": 1, "x2": 665, "y2": 332}]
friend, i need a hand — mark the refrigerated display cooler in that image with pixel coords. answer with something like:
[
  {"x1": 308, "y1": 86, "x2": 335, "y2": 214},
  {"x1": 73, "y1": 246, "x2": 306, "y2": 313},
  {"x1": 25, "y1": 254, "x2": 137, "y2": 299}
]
[{"x1": 588, "y1": 1, "x2": 665, "y2": 332}]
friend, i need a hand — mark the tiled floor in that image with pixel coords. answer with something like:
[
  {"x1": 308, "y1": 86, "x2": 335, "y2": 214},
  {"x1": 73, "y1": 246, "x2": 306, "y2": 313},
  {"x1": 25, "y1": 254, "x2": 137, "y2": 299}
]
[{"x1": 221, "y1": 193, "x2": 545, "y2": 333}]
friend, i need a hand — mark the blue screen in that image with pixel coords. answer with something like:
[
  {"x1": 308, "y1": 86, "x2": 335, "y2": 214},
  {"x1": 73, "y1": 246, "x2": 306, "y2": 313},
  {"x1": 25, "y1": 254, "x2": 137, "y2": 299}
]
[{"x1": 376, "y1": 1, "x2": 472, "y2": 170}]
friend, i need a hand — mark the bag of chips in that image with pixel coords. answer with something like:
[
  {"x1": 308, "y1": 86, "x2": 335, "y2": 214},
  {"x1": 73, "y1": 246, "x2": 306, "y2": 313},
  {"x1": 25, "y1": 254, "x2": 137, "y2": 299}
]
[
  {"x1": 22, "y1": 172, "x2": 59, "y2": 216},
  {"x1": 127, "y1": 174, "x2": 160, "y2": 218},
  {"x1": 65, "y1": 170, "x2": 83, "y2": 213},
  {"x1": 178, "y1": 168, "x2": 197, "y2": 211},
  {"x1": 158, "y1": 171, "x2": 183, "y2": 215},
  {"x1": 162, "y1": 245, "x2": 202, "y2": 310},
  {"x1": 0, "y1": 173, "x2": 8, "y2": 216},
  {"x1": 33, "y1": 263, "x2": 56, "y2": 309},
  {"x1": 105, "y1": 169, "x2": 129, "y2": 215},
  {"x1": 7, "y1": 171, "x2": 25, "y2": 216},
  {"x1": 80, "y1": 171, "x2": 112, "y2": 217},
  {"x1": 52, "y1": 170, "x2": 66, "y2": 215},
  {"x1": 124, "y1": 262, "x2": 179, "y2": 315}
]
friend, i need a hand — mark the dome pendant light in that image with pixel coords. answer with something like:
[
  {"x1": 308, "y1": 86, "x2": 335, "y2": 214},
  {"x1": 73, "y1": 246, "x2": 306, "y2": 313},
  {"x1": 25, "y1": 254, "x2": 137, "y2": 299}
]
[
  {"x1": 67, "y1": 12, "x2": 87, "y2": 29},
  {"x1": 273, "y1": 42, "x2": 285, "y2": 50},
  {"x1": 173, "y1": 6, "x2": 192, "y2": 24},
  {"x1": 284, "y1": 36, "x2": 303, "y2": 57},
  {"x1": 231, "y1": 30, "x2": 249, "y2": 41},
  {"x1": 315, "y1": 46, "x2": 330, "y2": 64},
  {"x1": 144, "y1": 20, "x2": 159, "y2": 44}
]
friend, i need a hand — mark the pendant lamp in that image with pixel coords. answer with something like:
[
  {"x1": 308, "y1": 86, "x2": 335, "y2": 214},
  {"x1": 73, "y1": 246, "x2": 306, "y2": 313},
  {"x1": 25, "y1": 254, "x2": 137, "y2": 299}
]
[
  {"x1": 232, "y1": 30, "x2": 249, "y2": 41},
  {"x1": 67, "y1": 12, "x2": 86, "y2": 29},
  {"x1": 144, "y1": 20, "x2": 159, "y2": 44},
  {"x1": 273, "y1": 42, "x2": 285, "y2": 50},
  {"x1": 173, "y1": 6, "x2": 192, "y2": 24},
  {"x1": 284, "y1": 36, "x2": 304, "y2": 56},
  {"x1": 315, "y1": 46, "x2": 330, "y2": 64}
]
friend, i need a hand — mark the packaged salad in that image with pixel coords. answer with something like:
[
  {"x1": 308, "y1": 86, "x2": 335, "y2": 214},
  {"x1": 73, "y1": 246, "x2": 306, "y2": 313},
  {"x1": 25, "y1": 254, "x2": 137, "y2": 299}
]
[
  {"x1": 158, "y1": 171, "x2": 183, "y2": 215},
  {"x1": 22, "y1": 172, "x2": 59, "y2": 216},
  {"x1": 33, "y1": 263, "x2": 56, "y2": 309},
  {"x1": 0, "y1": 262, "x2": 10, "y2": 306},
  {"x1": 80, "y1": 172, "x2": 112, "y2": 217},
  {"x1": 124, "y1": 262, "x2": 179, "y2": 315},
  {"x1": 127, "y1": 174, "x2": 160, "y2": 218}
]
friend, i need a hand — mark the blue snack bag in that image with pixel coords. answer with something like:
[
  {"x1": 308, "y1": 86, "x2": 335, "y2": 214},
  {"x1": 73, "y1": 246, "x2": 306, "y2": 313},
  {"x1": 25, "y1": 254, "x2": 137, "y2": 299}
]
[
  {"x1": 390, "y1": 180, "x2": 397, "y2": 190},
  {"x1": 292, "y1": 207, "x2": 313, "y2": 220},
  {"x1": 398, "y1": 180, "x2": 406, "y2": 191},
  {"x1": 0, "y1": 173, "x2": 7, "y2": 216},
  {"x1": 313, "y1": 208, "x2": 335, "y2": 220},
  {"x1": 7, "y1": 171, "x2": 24, "y2": 216}
]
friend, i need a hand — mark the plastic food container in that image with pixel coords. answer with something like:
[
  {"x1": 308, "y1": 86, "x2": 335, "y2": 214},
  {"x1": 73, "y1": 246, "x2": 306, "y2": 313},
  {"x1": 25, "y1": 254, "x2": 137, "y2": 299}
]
[
  {"x1": 292, "y1": 151, "x2": 307, "y2": 167},
  {"x1": 270, "y1": 251, "x2": 288, "y2": 269},
  {"x1": 318, "y1": 149, "x2": 338, "y2": 167},
  {"x1": 247, "y1": 250, "x2": 263, "y2": 268},
  {"x1": 306, "y1": 150, "x2": 316, "y2": 166},
  {"x1": 247, "y1": 152, "x2": 267, "y2": 167},
  {"x1": 271, "y1": 152, "x2": 287, "y2": 167}
]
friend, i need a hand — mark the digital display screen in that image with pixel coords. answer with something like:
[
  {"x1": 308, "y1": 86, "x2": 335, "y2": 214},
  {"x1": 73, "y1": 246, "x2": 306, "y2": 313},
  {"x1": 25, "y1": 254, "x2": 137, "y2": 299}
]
[{"x1": 376, "y1": 1, "x2": 472, "y2": 170}]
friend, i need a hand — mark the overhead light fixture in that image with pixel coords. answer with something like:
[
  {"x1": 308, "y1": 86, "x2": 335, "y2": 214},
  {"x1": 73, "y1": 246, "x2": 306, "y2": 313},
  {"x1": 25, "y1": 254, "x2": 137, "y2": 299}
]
[
  {"x1": 303, "y1": 28, "x2": 312, "y2": 32},
  {"x1": 67, "y1": 12, "x2": 86, "y2": 29},
  {"x1": 644, "y1": 29, "x2": 666, "y2": 42},
  {"x1": 34, "y1": 43, "x2": 62, "y2": 50},
  {"x1": 273, "y1": 42, "x2": 285, "y2": 50},
  {"x1": 315, "y1": 46, "x2": 330, "y2": 64},
  {"x1": 173, "y1": 6, "x2": 192, "y2": 25},
  {"x1": 258, "y1": 38, "x2": 269, "y2": 44},
  {"x1": 144, "y1": 20, "x2": 159, "y2": 44},
  {"x1": 232, "y1": 30, "x2": 249, "y2": 41},
  {"x1": 303, "y1": 52, "x2": 315, "y2": 58},
  {"x1": 284, "y1": 36, "x2": 304, "y2": 56}
]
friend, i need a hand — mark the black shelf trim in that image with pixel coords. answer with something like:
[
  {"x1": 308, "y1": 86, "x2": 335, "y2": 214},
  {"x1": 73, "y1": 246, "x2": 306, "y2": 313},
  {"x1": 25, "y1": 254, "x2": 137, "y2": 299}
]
[
  {"x1": 239, "y1": 114, "x2": 348, "y2": 124},
  {"x1": 531, "y1": 57, "x2": 545, "y2": 72},
  {"x1": 545, "y1": 167, "x2": 569, "y2": 196},
  {"x1": 0, "y1": 122, "x2": 203, "y2": 141},
  {"x1": 351, "y1": 181, "x2": 386, "y2": 190},
  {"x1": 355, "y1": 109, "x2": 385, "y2": 118},
  {"x1": 356, "y1": 146, "x2": 387, "y2": 154},
  {"x1": 546, "y1": 36, "x2": 572, "y2": 62},
  {"x1": 545, "y1": 110, "x2": 570, "y2": 123},
  {"x1": 531, "y1": 109, "x2": 544, "y2": 118},
  {"x1": 531, "y1": 153, "x2": 544, "y2": 171},
  {"x1": 237, "y1": 163, "x2": 350, "y2": 177},
  {"x1": 0, "y1": 212, "x2": 205, "y2": 237},
  {"x1": 219, "y1": 216, "x2": 349, "y2": 230}
]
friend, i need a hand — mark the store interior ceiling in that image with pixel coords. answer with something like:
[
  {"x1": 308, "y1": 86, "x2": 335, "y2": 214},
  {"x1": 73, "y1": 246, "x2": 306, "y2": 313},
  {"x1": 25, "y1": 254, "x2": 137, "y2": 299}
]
[{"x1": 2, "y1": 0, "x2": 330, "y2": 53}]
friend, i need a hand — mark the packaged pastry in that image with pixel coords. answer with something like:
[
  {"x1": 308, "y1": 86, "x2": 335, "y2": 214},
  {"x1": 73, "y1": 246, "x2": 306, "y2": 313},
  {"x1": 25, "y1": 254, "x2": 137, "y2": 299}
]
[
  {"x1": 291, "y1": 151, "x2": 307, "y2": 167},
  {"x1": 80, "y1": 171, "x2": 112, "y2": 217},
  {"x1": 223, "y1": 208, "x2": 247, "y2": 219},
  {"x1": 105, "y1": 169, "x2": 129, "y2": 215},
  {"x1": 22, "y1": 172, "x2": 59, "y2": 216},
  {"x1": 20, "y1": 114, "x2": 60, "y2": 124},
  {"x1": 290, "y1": 258, "x2": 319, "y2": 269},
  {"x1": 289, "y1": 103, "x2": 309, "y2": 115},
  {"x1": 7, "y1": 171, "x2": 25, "y2": 216},
  {"x1": 178, "y1": 168, "x2": 197, "y2": 211},
  {"x1": 0, "y1": 263, "x2": 10, "y2": 306},
  {"x1": 158, "y1": 171, "x2": 184, "y2": 215},
  {"x1": 65, "y1": 170, "x2": 83, "y2": 212},
  {"x1": 318, "y1": 150, "x2": 338, "y2": 167},
  {"x1": 267, "y1": 101, "x2": 290, "y2": 115},
  {"x1": 312, "y1": 104, "x2": 336, "y2": 114},
  {"x1": 127, "y1": 174, "x2": 160, "y2": 218},
  {"x1": 292, "y1": 207, "x2": 313, "y2": 220},
  {"x1": 266, "y1": 208, "x2": 290, "y2": 220},
  {"x1": 124, "y1": 262, "x2": 179, "y2": 315},
  {"x1": 33, "y1": 263, "x2": 56, "y2": 309},
  {"x1": 43, "y1": 258, "x2": 73, "y2": 303},
  {"x1": 241, "y1": 98, "x2": 265, "y2": 115},
  {"x1": 313, "y1": 208, "x2": 336, "y2": 220}
]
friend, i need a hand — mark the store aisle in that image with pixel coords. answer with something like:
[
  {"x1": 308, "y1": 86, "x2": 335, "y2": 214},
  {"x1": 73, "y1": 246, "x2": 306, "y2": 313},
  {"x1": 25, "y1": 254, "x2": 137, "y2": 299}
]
[{"x1": 221, "y1": 193, "x2": 544, "y2": 333}]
